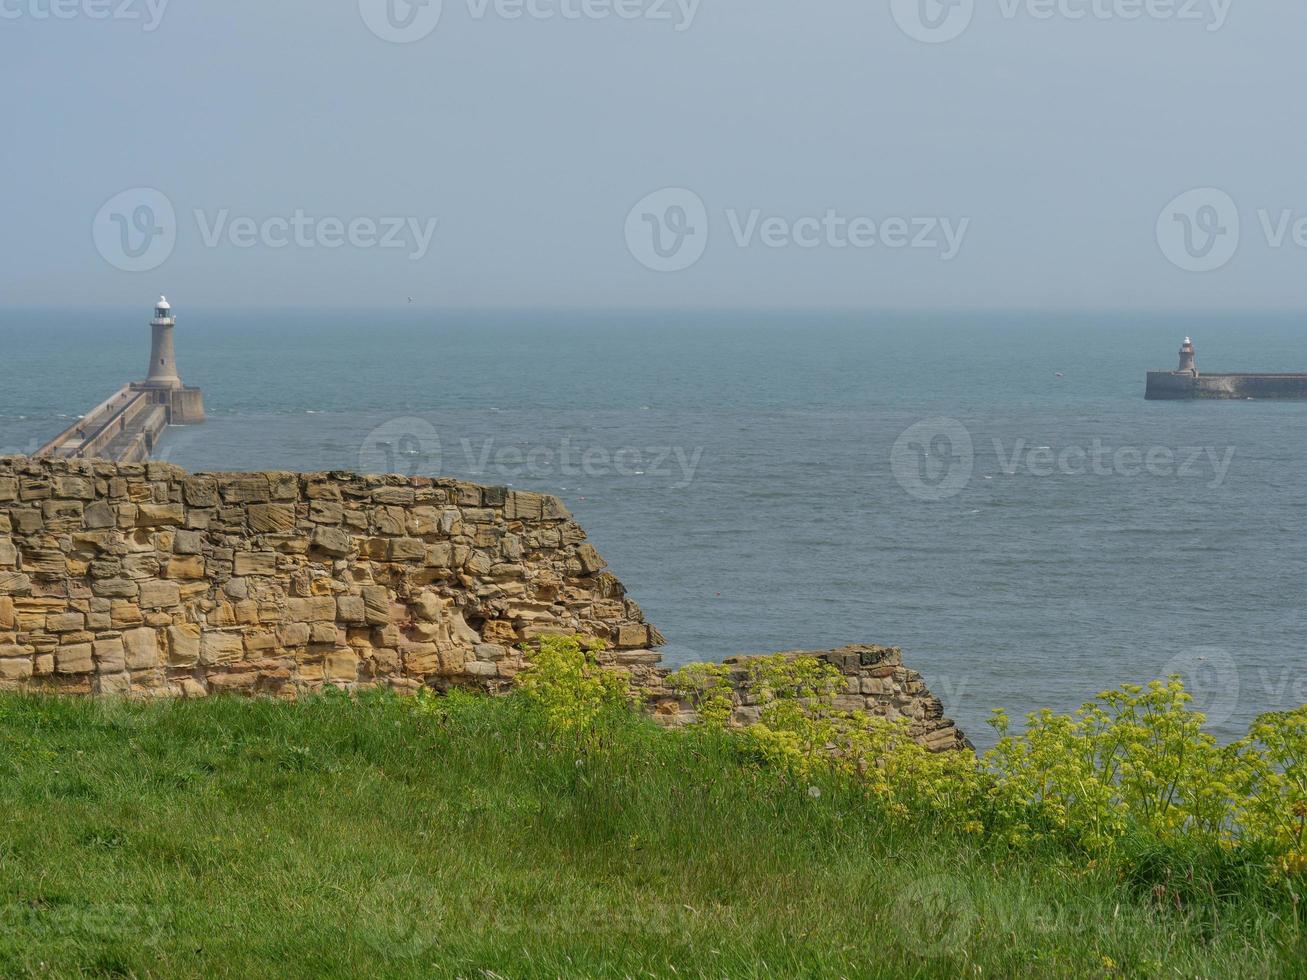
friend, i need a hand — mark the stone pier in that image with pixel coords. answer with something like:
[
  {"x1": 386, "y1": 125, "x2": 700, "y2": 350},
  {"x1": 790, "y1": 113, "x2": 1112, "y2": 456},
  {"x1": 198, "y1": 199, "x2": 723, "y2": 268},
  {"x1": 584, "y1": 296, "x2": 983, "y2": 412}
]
[{"x1": 35, "y1": 297, "x2": 203, "y2": 463}]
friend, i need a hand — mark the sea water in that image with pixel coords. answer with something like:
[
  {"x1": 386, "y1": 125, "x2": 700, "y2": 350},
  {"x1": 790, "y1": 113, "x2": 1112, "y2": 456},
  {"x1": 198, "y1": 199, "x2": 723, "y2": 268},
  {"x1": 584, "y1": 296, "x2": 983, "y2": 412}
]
[{"x1": 3, "y1": 309, "x2": 1305, "y2": 747}]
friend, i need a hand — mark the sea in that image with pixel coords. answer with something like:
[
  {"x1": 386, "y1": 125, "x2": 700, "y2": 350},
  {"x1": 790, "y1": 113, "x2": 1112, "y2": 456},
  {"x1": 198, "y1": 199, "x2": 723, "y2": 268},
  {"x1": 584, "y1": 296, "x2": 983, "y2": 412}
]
[{"x1": 3, "y1": 309, "x2": 1306, "y2": 748}]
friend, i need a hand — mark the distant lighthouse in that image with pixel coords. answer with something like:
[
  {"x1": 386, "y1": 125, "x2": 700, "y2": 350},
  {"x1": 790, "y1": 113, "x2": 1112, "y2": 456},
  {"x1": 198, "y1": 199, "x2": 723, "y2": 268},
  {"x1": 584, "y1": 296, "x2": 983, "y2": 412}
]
[
  {"x1": 143, "y1": 295, "x2": 182, "y2": 388},
  {"x1": 1177, "y1": 336, "x2": 1198, "y2": 377}
]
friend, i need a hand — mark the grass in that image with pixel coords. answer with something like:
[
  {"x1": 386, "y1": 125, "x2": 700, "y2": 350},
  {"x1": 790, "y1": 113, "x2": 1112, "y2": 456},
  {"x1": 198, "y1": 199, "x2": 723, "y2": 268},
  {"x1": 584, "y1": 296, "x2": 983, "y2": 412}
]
[{"x1": 0, "y1": 691, "x2": 1303, "y2": 978}]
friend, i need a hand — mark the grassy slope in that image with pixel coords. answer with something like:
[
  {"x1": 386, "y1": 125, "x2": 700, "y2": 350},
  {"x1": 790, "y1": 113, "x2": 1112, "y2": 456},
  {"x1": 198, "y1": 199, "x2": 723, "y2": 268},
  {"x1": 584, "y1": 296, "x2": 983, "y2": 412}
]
[{"x1": 0, "y1": 692, "x2": 1302, "y2": 979}]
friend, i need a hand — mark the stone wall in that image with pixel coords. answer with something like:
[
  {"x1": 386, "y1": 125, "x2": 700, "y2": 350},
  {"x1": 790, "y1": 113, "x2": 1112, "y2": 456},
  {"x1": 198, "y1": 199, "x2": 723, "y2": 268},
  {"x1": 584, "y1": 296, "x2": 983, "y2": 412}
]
[
  {"x1": 0, "y1": 456, "x2": 965, "y2": 750},
  {"x1": 644, "y1": 645, "x2": 969, "y2": 752},
  {"x1": 0, "y1": 456, "x2": 663, "y2": 699}
]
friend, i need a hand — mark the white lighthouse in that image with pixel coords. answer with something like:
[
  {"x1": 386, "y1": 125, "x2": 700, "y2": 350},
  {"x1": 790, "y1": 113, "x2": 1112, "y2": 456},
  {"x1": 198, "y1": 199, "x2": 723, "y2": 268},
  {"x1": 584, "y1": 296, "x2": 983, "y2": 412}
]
[
  {"x1": 143, "y1": 295, "x2": 182, "y2": 388},
  {"x1": 1177, "y1": 336, "x2": 1198, "y2": 377}
]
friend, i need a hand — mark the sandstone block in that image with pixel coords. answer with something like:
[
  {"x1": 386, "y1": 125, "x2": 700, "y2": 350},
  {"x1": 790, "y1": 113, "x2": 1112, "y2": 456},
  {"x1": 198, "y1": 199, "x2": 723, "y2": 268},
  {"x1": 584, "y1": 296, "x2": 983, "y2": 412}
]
[
  {"x1": 0, "y1": 657, "x2": 33, "y2": 682},
  {"x1": 122, "y1": 554, "x2": 161, "y2": 579},
  {"x1": 83, "y1": 500, "x2": 117, "y2": 529},
  {"x1": 121, "y1": 628, "x2": 159, "y2": 670},
  {"x1": 0, "y1": 596, "x2": 13, "y2": 630},
  {"x1": 233, "y1": 552, "x2": 277, "y2": 576},
  {"x1": 138, "y1": 580, "x2": 181, "y2": 610},
  {"x1": 92, "y1": 578, "x2": 139, "y2": 599},
  {"x1": 172, "y1": 530, "x2": 204, "y2": 554},
  {"x1": 243, "y1": 631, "x2": 278, "y2": 654},
  {"x1": 183, "y1": 477, "x2": 218, "y2": 507},
  {"x1": 167, "y1": 624, "x2": 201, "y2": 667},
  {"x1": 310, "y1": 622, "x2": 338, "y2": 644},
  {"x1": 326, "y1": 650, "x2": 359, "y2": 682},
  {"x1": 614, "y1": 624, "x2": 649, "y2": 649},
  {"x1": 201, "y1": 631, "x2": 244, "y2": 666},
  {"x1": 56, "y1": 643, "x2": 94, "y2": 674},
  {"x1": 576, "y1": 544, "x2": 606, "y2": 575},
  {"x1": 336, "y1": 596, "x2": 366, "y2": 624},
  {"x1": 248, "y1": 504, "x2": 296, "y2": 534},
  {"x1": 360, "y1": 586, "x2": 390, "y2": 626},
  {"x1": 388, "y1": 538, "x2": 425, "y2": 561},
  {"x1": 218, "y1": 476, "x2": 270, "y2": 504},
  {"x1": 137, "y1": 503, "x2": 184, "y2": 527},
  {"x1": 309, "y1": 501, "x2": 343, "y2": 524},
  {"x1": 47, "y1": 612, "x2": 85, "y2": 633},
  {"x1": 310, "y1": 526, "x2": 353, "y2": 557},
  {"x1": 93, "y1": 638, "x2": 126, "y2": 673},
  {"x1": 278, "y1": 622, "x2": 310, "y2": 647},
  {"x1": 0, "y1": 537, "x2": 17, "y2": 567},
  {"x1": 0, "y1": 572, "x2": 31, "y2": 595},
  {"x1": 424, "y1": 542, "x2": 454, "y2": 568},
  {"x1": 288, "y1": 596, "x2": 336, "y2": 623},
  {"x1": 166, "y1": 555, "x2": 207, "y2": 580}
]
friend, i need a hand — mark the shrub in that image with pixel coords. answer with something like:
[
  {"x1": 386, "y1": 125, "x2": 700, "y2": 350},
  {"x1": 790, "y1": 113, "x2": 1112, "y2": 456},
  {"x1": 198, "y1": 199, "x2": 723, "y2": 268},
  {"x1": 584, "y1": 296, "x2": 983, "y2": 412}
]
[
  {"x1": 514, "y1": 635, "x2": 628, "y2": 738},
  {"x1": 666, "y1": 662, "x2": 735, "y2": 729}
]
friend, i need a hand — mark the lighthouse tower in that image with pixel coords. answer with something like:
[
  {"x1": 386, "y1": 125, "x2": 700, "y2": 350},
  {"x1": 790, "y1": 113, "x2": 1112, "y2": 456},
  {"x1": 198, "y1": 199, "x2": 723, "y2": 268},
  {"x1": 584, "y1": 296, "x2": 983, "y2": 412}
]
[
  {"x1": 1177, "y1": 336, "x2": 1198, "y2": 376},
  {"x1": 143, "y1": 296, "x2": 182, "y2": 388}
]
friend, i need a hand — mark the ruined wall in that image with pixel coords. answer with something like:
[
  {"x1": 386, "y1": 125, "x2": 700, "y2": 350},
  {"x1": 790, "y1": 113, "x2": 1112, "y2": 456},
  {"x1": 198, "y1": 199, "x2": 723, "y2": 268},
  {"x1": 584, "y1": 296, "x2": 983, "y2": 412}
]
[
  {"x1": 645, "y1": 645, "x2": 968, "y2": 752},
  {"x1": 0, "y1": 456, "x2": 663, "y2": 699},
  {"x1": 0, "y1": 457, "x2": 965, "y2": 750}
]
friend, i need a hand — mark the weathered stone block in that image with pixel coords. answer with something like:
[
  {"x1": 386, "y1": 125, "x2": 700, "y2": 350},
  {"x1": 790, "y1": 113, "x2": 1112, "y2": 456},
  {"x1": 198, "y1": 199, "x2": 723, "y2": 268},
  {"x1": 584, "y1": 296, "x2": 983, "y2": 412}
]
[
  {"x1": 0, "y1": 537, "x2": 15, "y2": 567},
  {"x1": 389, "y1": 538, "x2": 425, "y2": 561},
  {"x1": 166, "y1": 555, "x2": 207, "y2": 580},
  {"x1": 336, "y1": 596, "x2": 366, "y2": 624},
  {"x1": 121, "y1": 627, "x2": 159, "y2": 670},
  {"x1": 248, "y1": 504, "x2": 296, "y2": 534},
  {"x1": 218, "y1": 476, "x2": 270, "y2": 503},
  {"x1": 173, "y1": 530, "x2": 204, "y2": 554},
  {"x1": 138, "y1": 580, "x2": 181, "y2": 610},
  {"x1": 92, "y1": 578, "x2": 139, "y2": 599},
  {"x1": 233, "y1": 552, "x2": 277, "y2": 576},
  {"x1": 56, "y1": 643, "x2": 94, "y2": 674},
  {"x1": 201, "y1": 631, "x2": 244, "y2": 666},
  {"x1": 167, "y1": 624, "x2": 201, "y2": 666},
  {"x1": 93, "y1": 638, "x2": 126, "y2": 673},
  {"x1": 47, "y1": 612, "x2": 85, "y2": 633},
  {"x1": 0, "y1": 657, "x2": 33, "y2": 682},
  {"x1": 326, "y1": 650, "x2": 359, "y2": 682},
  {"x1": 360, "y1": 586, "x2": 390, "y2": 626},
  {"x1": 310, "y1": 526, "x2": 353, "y2": 557},
  {"x1": 0, "y1": 572, "x2": 30, "y2": 595},
  {"x1": 137, "y1": 503, "x2": 184, "y2": 527},
  {"x1": 288, "y1": 596, "x2": 336, "y2": 623},
  {"x1": 277, "y1": 622, "x2": 310, "y2": 647}
]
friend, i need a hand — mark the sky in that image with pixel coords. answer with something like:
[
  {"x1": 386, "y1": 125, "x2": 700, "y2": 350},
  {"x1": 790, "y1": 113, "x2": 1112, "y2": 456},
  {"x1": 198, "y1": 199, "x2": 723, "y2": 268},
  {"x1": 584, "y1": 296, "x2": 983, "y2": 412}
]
[{"x1": 2, "y1": 0, "x2": 1305, "y2": 312}]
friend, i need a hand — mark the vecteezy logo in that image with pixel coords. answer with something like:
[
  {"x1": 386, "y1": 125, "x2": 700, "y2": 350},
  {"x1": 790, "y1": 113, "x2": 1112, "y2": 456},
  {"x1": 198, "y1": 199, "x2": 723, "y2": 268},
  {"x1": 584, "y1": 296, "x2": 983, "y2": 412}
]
[
  {"x1": 624, "y1": 188, "x2": 709, "y2": 273},
  {"x1": 92, "y1": 188, "x2": 177, "y2": 273},
  {"x1": 1162, "y1": 646, "x2": 1239, "y2": 729},
  {"x1": 893, "y1": 874, "x2": 976, "y2": 957},
  {"x1": 891, "y1": 417, "x2": 974, "y2": 501},
  {"x1": 357, "y1": 874, "x2": 441, "y2": 958},
  {"x1": 890, "y1": 0, "x2": 975, "y2": 44},
  {"x1": 359, "y1": 0, "x2": 443, "y2": 43},
  {"x1": 1156, "y1": 188, "x2": 1240, "y2": 273},
  {"x1": 359, "y1": 416, "x2": 442, "y2": 477}
]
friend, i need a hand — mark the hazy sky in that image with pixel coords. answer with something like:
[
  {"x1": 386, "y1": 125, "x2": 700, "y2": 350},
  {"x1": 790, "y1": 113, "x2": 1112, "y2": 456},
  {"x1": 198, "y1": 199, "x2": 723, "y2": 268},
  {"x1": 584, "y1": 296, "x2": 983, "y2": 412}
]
[{"x1": 2, "y1": 0, "x2": 1305, "y2": 311}]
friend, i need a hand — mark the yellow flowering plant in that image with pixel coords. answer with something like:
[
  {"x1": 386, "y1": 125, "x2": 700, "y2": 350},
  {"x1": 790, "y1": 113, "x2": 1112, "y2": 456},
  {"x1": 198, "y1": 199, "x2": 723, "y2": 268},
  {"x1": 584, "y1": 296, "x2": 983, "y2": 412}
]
[{"x1": 515, "y1": 635, "x2": 629, "y2": 738}]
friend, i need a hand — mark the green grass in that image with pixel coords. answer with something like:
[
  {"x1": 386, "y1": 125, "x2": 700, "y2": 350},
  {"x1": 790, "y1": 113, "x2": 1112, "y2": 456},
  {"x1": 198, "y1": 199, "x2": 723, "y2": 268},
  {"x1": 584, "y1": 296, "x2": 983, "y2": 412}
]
[{"x1": 0, "y1": 691, "x2": 1302, "y2": 979}]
